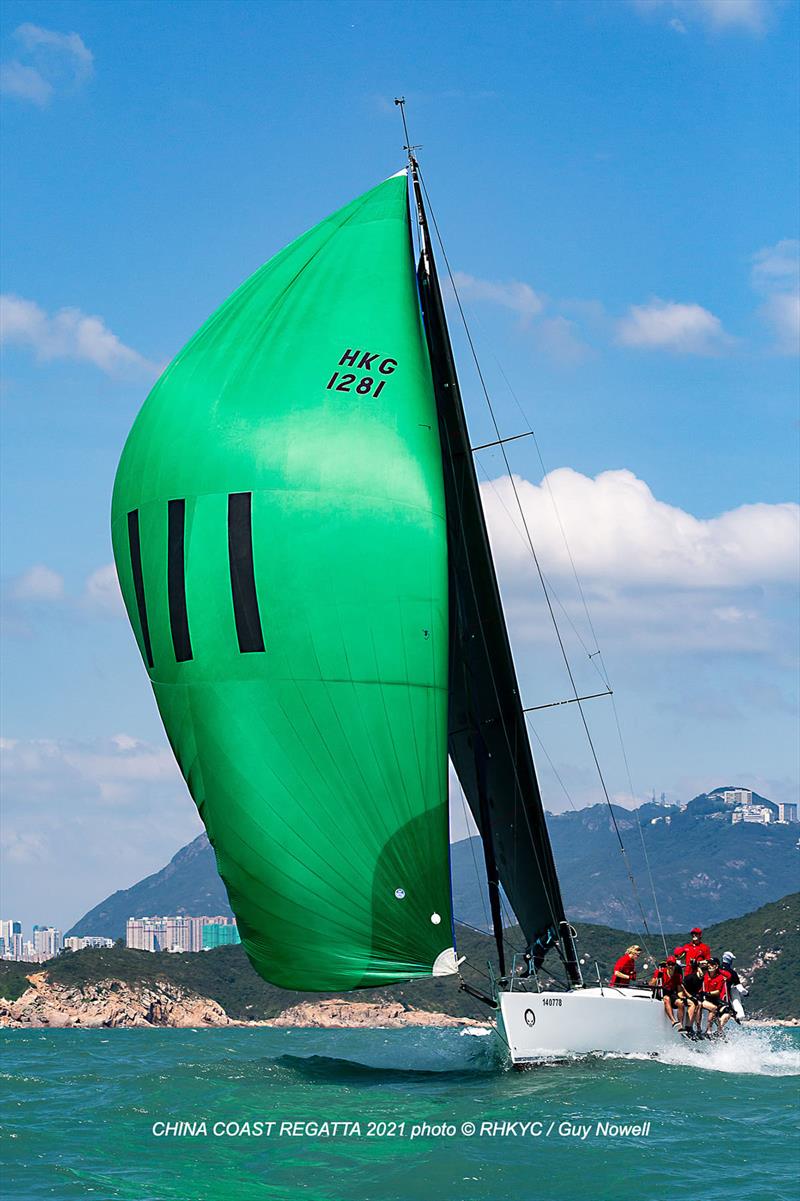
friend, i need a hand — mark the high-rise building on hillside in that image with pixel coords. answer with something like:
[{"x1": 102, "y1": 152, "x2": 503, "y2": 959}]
[
  {"x1": 202, "y1": 921, "x2": 241, "y2": 949},
  {"x1": 126, "y1": 915, "x2": 237, "y2": 952},
  {"x1": 732, "y1": 805, "x2": 772, "y2": 825},
  {"x1": 32, "y1": 926, "x2": 63, "y2": 959},
  {"x1": 722, "y1": 789, "x2": 753, "y2": 806},
  {"x1": 0, "y1": 919, "x2": 23, "y2": 960}
]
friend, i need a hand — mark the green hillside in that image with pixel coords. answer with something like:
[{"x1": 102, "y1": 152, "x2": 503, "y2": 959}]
[
  {"x1": 69, "y1": 792, "x2": 800, "y2": 940},
  {"x1": 6, "y1": 894, "x2": 798, "y2": 1020}
]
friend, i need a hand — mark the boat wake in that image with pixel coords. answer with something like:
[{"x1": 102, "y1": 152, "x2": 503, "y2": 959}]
[
  {"x1": 273, "y1": 1053, "x2": 494, "y2": 1083},
  {"x1": 600, "y1": 1025, "x2": 800, "y2": 1076},
  {"x1": 269, "y1": 1028, "x2": 503, "y2": 1080},
  {"x1": 263, "y1": 1025, "x2": 798, "y2": 1080}
]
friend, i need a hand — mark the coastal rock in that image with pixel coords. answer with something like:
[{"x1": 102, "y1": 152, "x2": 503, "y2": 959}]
[
  {"x1": 266, "y1": 999, "x2": 485, "y2": 1028},
  {"x1": 0, "y1": 972, "x2": 231, "y2": 1029},
  {"x1": 0, "y1": 972, "x2": 485, "y2": 1030}
]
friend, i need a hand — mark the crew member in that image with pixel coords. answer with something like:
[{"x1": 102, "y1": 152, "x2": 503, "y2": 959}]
[
  {"x1": 610, "y1": 945, "x2": 641, "y2": 987},
  {"x1": 649, "y1": 955, "x2": 683, "y2": 1026},
  {"x1": 720, "y1": 951, "x2": 746, "y2": 1027},
  {"x1": 700, "y1": 957, "x2": 728, "y2": 1036},
  {"x1": 678, "y1": 927, "x2": 711, "y2": 974},
  {"x1": 678, "y1": 958, "x2": 704, "y2": 1034}
]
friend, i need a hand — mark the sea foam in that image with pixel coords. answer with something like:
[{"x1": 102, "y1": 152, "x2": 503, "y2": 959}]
[{"x1": 609, "y1": 1024, "x2": 800, "y2": 1077}]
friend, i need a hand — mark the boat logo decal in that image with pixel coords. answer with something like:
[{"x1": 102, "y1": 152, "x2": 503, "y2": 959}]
[{"x1": 524, "y1": 1009, "x2": 535, "y2": 1026}]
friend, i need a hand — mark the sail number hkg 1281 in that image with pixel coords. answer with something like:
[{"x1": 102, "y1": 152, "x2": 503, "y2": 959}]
[{"x1": 326, "y1": 348, "x2": 397, "y2": 398}]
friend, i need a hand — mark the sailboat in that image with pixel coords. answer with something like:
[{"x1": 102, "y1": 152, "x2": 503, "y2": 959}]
[{"x1": 111, "y1": 130, "x2": 676, "y2": 1065}]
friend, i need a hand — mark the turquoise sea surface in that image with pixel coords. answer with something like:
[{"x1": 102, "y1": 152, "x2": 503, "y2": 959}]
[{"x1": 1, "y1": 1025, "x2": 799, "y2": 1201}]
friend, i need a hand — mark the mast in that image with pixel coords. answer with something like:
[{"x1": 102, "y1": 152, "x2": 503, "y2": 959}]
[{"x1": 405, "y1": 148, "x2": 582, "y2": 988}]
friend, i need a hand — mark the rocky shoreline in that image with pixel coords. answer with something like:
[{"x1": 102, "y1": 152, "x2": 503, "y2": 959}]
[
  {"x1": 3, "y1": 974, "x2": 795, "y2": 1031},
  {"x1": 0, "y1": 974, "x2": 485, "y2": 1030}
]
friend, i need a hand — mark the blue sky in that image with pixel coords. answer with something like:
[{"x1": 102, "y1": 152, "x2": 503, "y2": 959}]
[{"x1": 1, "y1": 0, "x2": 798, "y2": 931}]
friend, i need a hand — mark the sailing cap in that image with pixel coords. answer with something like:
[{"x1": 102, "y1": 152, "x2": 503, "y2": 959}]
[
  {"x1": 666, "y1": 956, "x2": 677, "y2": 964},
  {"x1": 722, "y1": 951, "x2": 735, "y2": 961},
  {"x1": 690, "y1": 927, "x2": 703, "y2": 935}
]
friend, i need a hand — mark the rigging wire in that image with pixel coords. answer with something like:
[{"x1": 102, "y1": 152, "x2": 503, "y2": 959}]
[
  {"x1": 466, "y1": 308, "x2": 668, "y2": 949},
  {"x1": 399, "y1": 100, "x2": 577, "y2": 973},
  {"x1": 525, "y1": 710, "x2": 649, "y2": 940},
  {"x1": 524, "y1": 715, "x2": 579, "y2": 812},
  {"x1": 457, "y1": 770, "x2": 529, "y2": 968},
  {"x1": 474, "y1": 456, "x2": 612, "y2": 680},
  {"x1": 456, "y1": 773, "x2": 493, "y2": 935},
  {"x1": 483, "y1": 346, "x2": 612, "y2": 688},
  {"x1": 411, "y1": 179, "x2": 570, "y2": 954},
  {"x1": 608, "y1": 691, "x2": 669, "y2": 957},
  {"x1": 417, "y1": 166, "x2": 656, "y2": 955}
]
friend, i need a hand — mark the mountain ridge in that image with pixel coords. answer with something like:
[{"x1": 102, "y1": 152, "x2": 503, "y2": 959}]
[{"x1": 68, "y1": 789, "x2": 799, "y2": 939}]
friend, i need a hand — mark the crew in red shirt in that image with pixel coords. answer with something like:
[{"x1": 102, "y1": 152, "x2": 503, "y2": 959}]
[
  {"x1": 699, "y1": 958, "x2": 728, "y2": 1036},
  {"x1": 610, "y1": 945, "x2": 642, "y2": 987},
  {"x1": 648, "y1": 956, "x2": 683, "y2": 1026},
  {"x1": 677, "y1": 928, "x2": 711, "y2": 973}
]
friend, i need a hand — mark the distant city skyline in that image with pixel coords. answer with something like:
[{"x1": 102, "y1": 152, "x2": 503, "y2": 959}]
[
  {"x1": 125, "y1": 915, "x2": 239, "y2": 954},
  {"x1": 1, "y1": 913, "x2": 240, "y2": 960}
]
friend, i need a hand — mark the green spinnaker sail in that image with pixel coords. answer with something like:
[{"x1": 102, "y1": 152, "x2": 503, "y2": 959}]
[{"x1": 111, "y1": 173, "x2": 455, "y2": 990}]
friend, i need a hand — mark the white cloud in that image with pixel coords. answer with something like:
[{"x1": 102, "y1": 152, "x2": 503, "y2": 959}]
[
  {"x1": 483, "y1": 468, "x2": 798, "y2": 589},
  {"x1": 751, "y1": 238, "x2": 799, "y2": 290},
  {"x1": 452, "y1": 272, "x2": 545, "y2": 321},
  {"x1": 451, "y1": 271, "x2": 597, "y2": 362},
  {"x1": 0, "y1": 830, "x2": 48, "y2": 866},
  {"x1": 0, "y1": 23, "x2": 93, "y2": 107},
  {"x1": 631, "y1": 0, "x2": 775, "y2": 34},
  {"x1": 0, "y1": 60, "x2": 52, "y2": 106},
  {"x1": 760, "y1": 292, "x2": 800, "y2": 355},
  {"x1": 10, "y1": 564, "x2": 65, "y2": 601},
  {"x1": 1, "y1": 734, "x2": 201, "y2": 928},
  {"x1": 84, "y1": 563, "x2": 125, "y2": 616},
  {"x1": 5, "y1": 562, "x2": 126, "y2": 626},
  {"x1": 533, "y1": 316, "x2": 591, "y2": 364},
  {"x1": 480, "y1": 468, "x2": 797, "y2": 654},
  {"x1": 0, "y1": 294, "x2": 154, "y2": 376},
  {"x1": 615, "y1": 299, "x2": 731, "y2": 354},
  {"x1": 1, "y1": 735, "x2": 181, "y2": 807},
  {"x1": 751, "y1": 240, "x2": 800, "y2": 355}
]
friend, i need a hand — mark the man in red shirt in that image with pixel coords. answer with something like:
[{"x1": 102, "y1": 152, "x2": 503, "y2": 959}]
[
  {"x1": 610, "y1": 945, "x2": 641, "y2": 987},
  {"x1": 677, "y1": 928, "x2": 711, "y2": 974},
  {"x1": 700, "y1": 958, "x2": 728, "y2": 1036},
  {"x1": 648, "y1": 956, "x2": 683, "y2": 1027}
]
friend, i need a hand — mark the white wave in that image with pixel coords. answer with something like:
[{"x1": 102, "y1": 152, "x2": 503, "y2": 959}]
[{"x1": 605, "y1": 1025, "x2": 800, "y2": 1077}]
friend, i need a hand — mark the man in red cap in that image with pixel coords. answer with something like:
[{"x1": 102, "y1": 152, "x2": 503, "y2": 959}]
[
  {"x1": 648, "y1": 955, "x2": 683, "y2": 1027},
  {"x1": 677, "y1": 928, "x2": 711, "y2": 975}
]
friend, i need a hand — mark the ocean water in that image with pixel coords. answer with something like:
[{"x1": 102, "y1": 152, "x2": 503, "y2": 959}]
[{"x1": 1, "y1": 1025, "x2": 798, "y2": 1201}]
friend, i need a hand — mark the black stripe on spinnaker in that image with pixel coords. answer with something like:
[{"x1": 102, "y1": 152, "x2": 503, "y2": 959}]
[
  {"x1": 228, "y1": 492, "x2": 265, "y2": 653},
  {"x1": 167, "y1": 498, "x2": 193, "y2": 662},
  {"x1": 127, "y1": 509, "x2": 154, "y2": 669}
]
